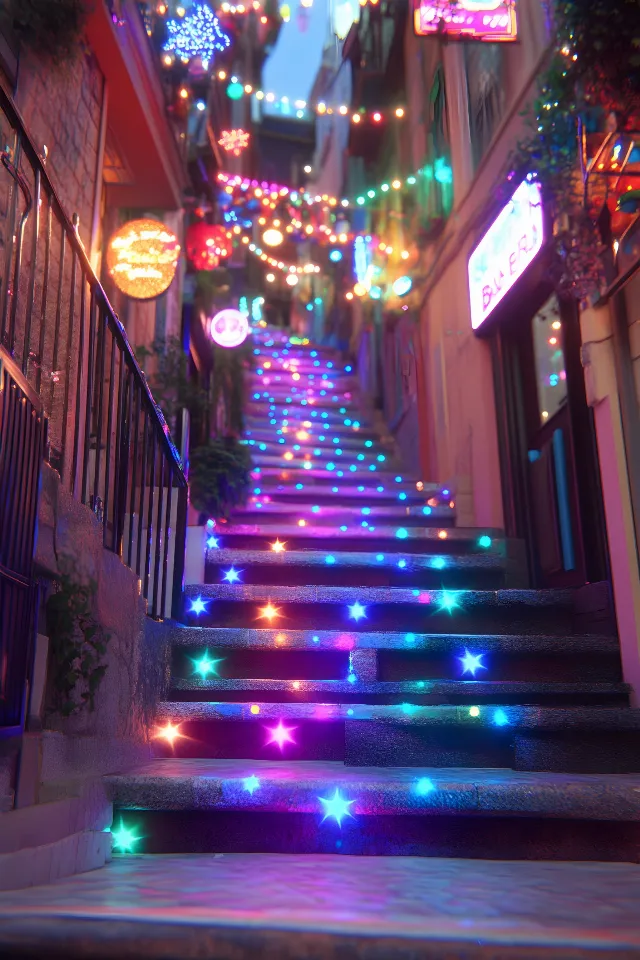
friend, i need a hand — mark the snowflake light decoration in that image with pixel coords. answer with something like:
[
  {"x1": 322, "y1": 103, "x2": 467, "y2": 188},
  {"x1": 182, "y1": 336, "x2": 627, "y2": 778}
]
[
  {"x1": 218, "y1": 129, "x2": 251, "y2": 156},
  {"x1": 164, "y1": 4, "x2": 231, "y2": 70}
]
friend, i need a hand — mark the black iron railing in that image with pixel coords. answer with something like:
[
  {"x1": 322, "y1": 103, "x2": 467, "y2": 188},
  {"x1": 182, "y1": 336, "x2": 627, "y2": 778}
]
[
  {"x1": 0, "y1": 347, "x2": 47, "y2": 735},
  {"x1": 0, "y1": 83, "x2": 187, "y2": 630}
]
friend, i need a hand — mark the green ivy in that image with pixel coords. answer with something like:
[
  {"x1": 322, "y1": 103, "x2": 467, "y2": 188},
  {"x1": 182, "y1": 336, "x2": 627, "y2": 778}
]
[
  {"x1": 135, "y1": 336, "x2": 208, "y2": 427},
  {"x1": 46, "y1": 566, "x2": 111, "y2": 717},
  {"x1": 515, "y1": 0, "x2": 640, "y2": 298},
  {"x1": 189, "y1": 438, "x2": 253, "y2": 520}
]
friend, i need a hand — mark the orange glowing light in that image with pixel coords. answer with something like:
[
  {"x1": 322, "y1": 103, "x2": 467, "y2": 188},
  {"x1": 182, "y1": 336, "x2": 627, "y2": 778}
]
[
  {"x1": 283, "y1": 452, "x2": 294, "y2": 461},
  {"x1": 296, "y1": 431, "x2": 309, "y2": 440},
  {"x1": 416, "y1": 481, "x2": 424, "y2": 491},
  {"x1": 438, "y1": 530, "x2": 448, "y2": 540},
  {"x1": 292, "y1": 681, "x2": 301, "y2": 689},
  {"x1": 298, "y1": 519, "x2": 306, "y2": 527},
  {"x1": 271, "y1": 539, "x2": 287, "y2": 553},
  {"x1": 250, "y1": 704, "x2": 260, "y2": 714},
  {"x1": 107, "y1": 219, "x2": 180, "y2": 300},
  {"x1": 154, "y1": 721, "x2": 184, "y2": 747},
  {"x1": 258, "y1": 602, "x2": 281, "y2": 622}
]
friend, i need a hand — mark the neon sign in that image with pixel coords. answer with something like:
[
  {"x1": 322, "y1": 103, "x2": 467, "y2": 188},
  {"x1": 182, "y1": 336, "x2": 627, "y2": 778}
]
[
  {"x1": 208, "y1": 308, "x2": 250, "y2": 348},
  {"x1": 468, "y1": 179, "x2": 544, "y2": 331},
  {"x1": 414, "y1": 0, "x2": 517, "y2": 42}
]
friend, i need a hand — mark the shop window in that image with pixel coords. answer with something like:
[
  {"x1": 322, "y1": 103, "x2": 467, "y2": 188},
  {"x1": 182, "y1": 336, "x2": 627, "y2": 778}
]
[
  {"x1": 532, "y1": 295, "x2": 568, "y2": 426},
  {"x1": 464, "y1": 43, "x2": 505, "y2": 169}
]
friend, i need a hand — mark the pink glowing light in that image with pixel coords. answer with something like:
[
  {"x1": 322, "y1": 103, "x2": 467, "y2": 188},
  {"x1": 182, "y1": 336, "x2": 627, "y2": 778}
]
[
  {"x1": 265, "y1": 720, "x2": 296, "y2": 750},
  {"x1": 208, "y1": 308, "x2": 250, "y2": 348}
]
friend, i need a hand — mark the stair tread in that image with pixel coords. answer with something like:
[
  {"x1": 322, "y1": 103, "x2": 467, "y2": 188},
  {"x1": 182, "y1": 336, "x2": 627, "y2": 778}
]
[
  {"x1": 156, "y1": 701, "x2": 640, "y2": 727},
  {"x1": 170, "y1": 677, "x2": 628, "y2": 695},
  {"x1": 106, "y1": 759, "x2": 640, "y2": 820},
  {"x1": 164, "y1": 625, "x2": 620, "y2": 650}
]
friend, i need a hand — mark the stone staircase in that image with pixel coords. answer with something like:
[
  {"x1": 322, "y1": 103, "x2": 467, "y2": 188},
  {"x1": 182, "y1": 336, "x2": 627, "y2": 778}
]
[{"x1": 107, "y1": 326, "x2": 640, "y2": 861}]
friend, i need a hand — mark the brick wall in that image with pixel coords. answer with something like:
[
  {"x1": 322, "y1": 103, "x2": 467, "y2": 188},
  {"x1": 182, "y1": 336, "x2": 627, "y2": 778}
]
[{"x1": 14, "y1": 44, "x2": 104, "y2": 250}]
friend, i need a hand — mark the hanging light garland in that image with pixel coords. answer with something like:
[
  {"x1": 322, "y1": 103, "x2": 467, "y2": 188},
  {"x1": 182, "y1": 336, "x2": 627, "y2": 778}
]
[
  {"x1": 163, "y1": 3, "x2": 232, "y2": 69},
  {"x1": 217, "y1": 168, "x2": 422, "y2": 211},
  {"x1": 244, "y1": 240, "x2": 321, "y2": 275},
  {"x1": 215, "y1": 69, "x2": 405, "y2": 123}
]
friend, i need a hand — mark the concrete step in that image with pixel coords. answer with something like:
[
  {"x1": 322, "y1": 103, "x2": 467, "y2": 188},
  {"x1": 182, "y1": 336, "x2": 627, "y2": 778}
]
[
  {"x1": 150, "y1": 702, "x2": 640, "y2": 772},
  {"x1": 169, "y1": 678, "x2": 629, "y2": 707},
  {"x1": 245, "y1": 481, "x2": 436, "y2": 504},
  {"x1": 229, "y1": 500, "x2": 454, "y2": 526},
  {"x1": 204, "y1": 547, "x2": 507, "y2": 589},
  {"x1": 153, "y1": 700, "x2": 640, "y2": 773},
  {"x1": 105, "y1": 759, "x2": 640, "y2": 858},
  {"x1": 181, "y1": 583, "x2": 588, "y2": 635}
]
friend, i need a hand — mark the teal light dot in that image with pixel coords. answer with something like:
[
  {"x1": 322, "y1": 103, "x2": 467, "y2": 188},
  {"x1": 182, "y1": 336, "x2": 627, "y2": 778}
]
[{"x1": 479, "y1": 535, "x2": 492, "y2": 548}]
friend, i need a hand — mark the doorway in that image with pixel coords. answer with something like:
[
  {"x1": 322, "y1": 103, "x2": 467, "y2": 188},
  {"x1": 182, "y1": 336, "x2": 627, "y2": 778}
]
[{"x1": 493, "y1": 292, "x2": 609, "y2": 589}]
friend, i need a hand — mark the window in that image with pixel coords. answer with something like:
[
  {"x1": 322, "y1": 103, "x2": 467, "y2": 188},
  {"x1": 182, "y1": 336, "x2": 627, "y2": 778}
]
[
  {"x1": 532, "y1": 295, "x2": 568, "y2": 426},
  {"x1": 464, "y1": 43, "x2": 505, "y2": 168}
]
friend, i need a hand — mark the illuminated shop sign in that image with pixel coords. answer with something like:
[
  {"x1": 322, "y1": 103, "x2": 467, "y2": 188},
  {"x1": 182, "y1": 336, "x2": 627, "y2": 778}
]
[
  {"x1": 468, "y1": 179, "x2": 544, "y2": 331},
  {"x1": 414, "y1": 0, "x2": 517, "y2": 42}
]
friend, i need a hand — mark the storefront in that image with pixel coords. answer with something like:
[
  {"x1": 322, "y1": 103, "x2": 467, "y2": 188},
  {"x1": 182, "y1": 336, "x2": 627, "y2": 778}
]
[{"x1": 468, "y1": 178, "x2": 609, "y2": 588}]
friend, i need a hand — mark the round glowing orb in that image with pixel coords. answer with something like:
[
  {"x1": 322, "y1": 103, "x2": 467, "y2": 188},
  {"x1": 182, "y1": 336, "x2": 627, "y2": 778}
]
[
  {"x1": 353, "y1": 282, "x2": 366, "y2": 297},
  {"x1": 227, "y1": 81, "x2": 244, "y2": 99},
  {"x1": 208, "y1": 308, "x2": 250, "y2": 348},
  {"x1": 392, "y1": 275, "x2": 412, "y2": 297},
  {"x1": 329, "y1": 249, "x2": 343, "y2": 262},
  {"x1": 285, "y1": 274, "x2": 299, "y2": 286},
  {"x1": 263, "y1": 228, "x2": 284, "y2": 247},
  {"x1": 107, "y1": 218, "x2": 180, "y2": 300}
]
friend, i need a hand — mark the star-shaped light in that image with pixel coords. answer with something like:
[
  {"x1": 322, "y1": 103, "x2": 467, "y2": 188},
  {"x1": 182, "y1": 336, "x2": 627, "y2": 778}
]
[
  {"x1": 111, "y1": 820, "x2": 141, "y2": 853},
  {"x1": 458, "y1": 649, "x2": 486, "y2": 677},
  {"x1": 218, "y1": 128, "x2": 251, "y2": 157},
  {"x1": 154, "y1": 721, "x2": 184, "y2": 747},
  {"x1": 222, "y1": 566, "x2": 242, "y2": 584},
  {"x1": 318, "y1": 788, "x2": 355, "y2": 826},
  {"x1": 189, "y1": 595, "x2": 209, "y2": 616},
  {"x1": 270, "y1": 539, "x2": 287, "y2": 553},
  {"x1": 193, "y1": 650, "x2": 223, "y2": 679},
  {"x1": 438, "y1": 590, "x2": 460, "y2": 614},
  {"x1": 416, "y1": 777, "x2": 435, "y2": 796},
  {"x1": 243, "y1": 775, "x2": 261, "y2": 795},
  {"x1": 206, "y1": 535, "x2": 219, "y2": 549},
  {"x1": 258, "y1": 602, "x2": 281, "y2": 622},
  {"x1": 348, "y1": 601, "x2": 367, "y2": 621},
  {"x1": 164, "y1": 3, "x2": 231, "y2": 70},
  {"x1": 265, "y1": 719, "x2": 296, "y2": 750}
]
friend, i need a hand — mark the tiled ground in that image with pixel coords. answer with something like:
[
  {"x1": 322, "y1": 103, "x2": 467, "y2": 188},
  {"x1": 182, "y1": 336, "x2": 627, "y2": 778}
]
[{"x1": 1, "y1": 854, "x2": 640, "y2": 958}]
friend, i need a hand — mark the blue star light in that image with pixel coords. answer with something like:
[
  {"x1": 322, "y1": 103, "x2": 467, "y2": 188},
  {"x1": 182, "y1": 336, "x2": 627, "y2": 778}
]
[
  {"x1": 348, "y1": 601, "x2": 367, "y2": 621},
  {"x1": 493, "y1": 708, "x2": 509, "y2": 726},
  {"x1": 319, "y1": 788, "x2": 356, "y2": 826},
  {"x1": 189, "y1": 596, "x2": 209, "y2": 616},
  {"x1": 438, "y1": 590, "x2": 460, "y2": 614},
  {"x1": 193, "y1": 650, "x2": 223, "y2": 679},
  {"x1": 164, "y1": 3, "x2": 231, "y2": 69},
  {"x1": 243, "y1": 775, "x2": 261, "y2": 795},
  {"x1": 416, "y1": 777, "x2": 436, "y2": 796},
  {"x1": 206, "y1": 535, "x2": 219, "y2": 549},
  {"x1": 458, "y1": 649, "x2": 487, "y2": 677},
  {"x1": 222, "y1": 567, "x2": 242, "y2": 584}
]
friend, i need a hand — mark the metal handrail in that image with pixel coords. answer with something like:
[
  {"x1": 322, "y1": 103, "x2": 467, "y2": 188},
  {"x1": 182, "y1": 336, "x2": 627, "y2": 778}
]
[
  {"x1": 0, "y1": 81, "x2": 187, "y2": 621},
  {"x1": 0, "y1": 83, "x2": 185, "y2": 479}
]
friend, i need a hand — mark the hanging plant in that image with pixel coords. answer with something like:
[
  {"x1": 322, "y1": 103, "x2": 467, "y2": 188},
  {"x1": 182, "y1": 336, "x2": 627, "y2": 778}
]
[
  {"x1": 4, "y1": 0, "x2": 90, "y2": 64},
  {"x1": 189, "y1": 437, "x2": 253, "y2": 520},
  {"x1": 513, "y1": 0, "x2": 640, "y2": 299}
]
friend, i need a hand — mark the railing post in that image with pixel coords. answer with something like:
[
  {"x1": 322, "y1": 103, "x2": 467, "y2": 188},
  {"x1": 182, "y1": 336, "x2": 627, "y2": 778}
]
[{"x1": 171, "y1": 484, "x2": 188, "y2": 622}]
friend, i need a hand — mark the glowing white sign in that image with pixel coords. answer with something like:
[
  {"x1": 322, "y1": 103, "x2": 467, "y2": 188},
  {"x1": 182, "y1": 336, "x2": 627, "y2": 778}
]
[
  {"x1": 208, "y1": 308, "x2": 250, "y2": 348},
  {"x1": 468, "y1": 179, "x2": 544, "y2": 331}
]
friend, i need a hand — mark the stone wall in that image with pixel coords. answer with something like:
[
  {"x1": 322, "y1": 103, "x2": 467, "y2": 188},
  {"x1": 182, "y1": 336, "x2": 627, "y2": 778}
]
[{"x1": 34, "y1": 463, "x2": 169, "y2": 781}]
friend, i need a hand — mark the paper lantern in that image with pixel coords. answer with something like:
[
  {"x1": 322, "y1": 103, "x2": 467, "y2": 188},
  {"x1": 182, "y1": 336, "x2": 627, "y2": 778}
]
[
  {"x1": 186, "y1": 223, "x2": 231, "y2": 270},
  {"x1": 208, "y1": 308, "x2": 250, "y2": 348},
  {"x1": 107, "y1": 218, "x2": 180, "y2": 300}
]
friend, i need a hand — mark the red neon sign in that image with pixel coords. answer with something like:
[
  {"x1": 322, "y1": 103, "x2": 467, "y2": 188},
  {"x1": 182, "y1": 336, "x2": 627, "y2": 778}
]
[{"x1": 414, "y1": 0, "x2": 517, "y2": 41}]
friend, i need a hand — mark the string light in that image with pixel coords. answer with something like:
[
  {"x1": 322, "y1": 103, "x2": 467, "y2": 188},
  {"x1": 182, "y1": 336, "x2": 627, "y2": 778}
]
[
  {"x1": 218, "y1": 129, "x2": 251, "y2": 156},
  {"x1": 271, "y1": 539, "x2": 287, "y2": 552},
  {"x1": 154, "y1": 721, "x2": 184, "y2": 747},
  {"x1": 111, "y1": 821, "x2": 141, "y2": 853},
  {"x1": 164, "y1": 3, "x2": 231, "y2": 69}
]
